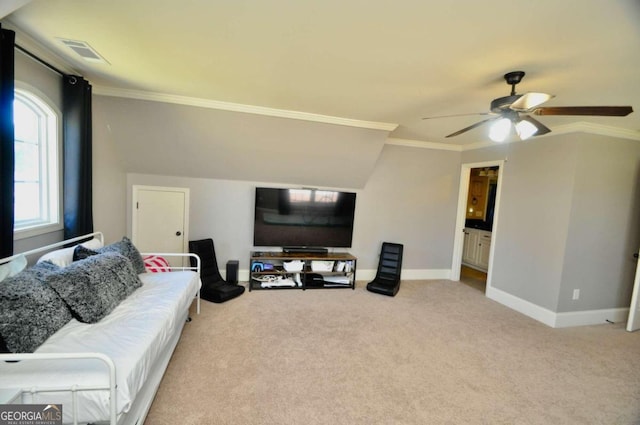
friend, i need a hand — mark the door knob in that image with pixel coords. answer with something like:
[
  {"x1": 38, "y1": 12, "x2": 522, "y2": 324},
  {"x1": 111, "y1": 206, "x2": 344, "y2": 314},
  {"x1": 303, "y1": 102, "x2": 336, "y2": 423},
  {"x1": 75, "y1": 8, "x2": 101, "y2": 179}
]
[
  {"x1": 634, "y1": 252, "x2": 639, "y2": 259},
  {"x1": 176, "y1": 231, "x2": 182, "y2": 236}
]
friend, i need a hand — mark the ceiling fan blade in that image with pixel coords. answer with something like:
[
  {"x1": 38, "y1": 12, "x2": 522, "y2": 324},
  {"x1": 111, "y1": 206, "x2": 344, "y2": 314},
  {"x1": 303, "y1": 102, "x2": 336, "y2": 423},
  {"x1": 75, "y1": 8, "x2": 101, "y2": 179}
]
[
  {"x1": 520, "y1": 115, "x2": 551, "y2": 136},
  {"x1": 422, "y1": 112, "x2": 491, "y2": 120},
  {"x1": 509, "y1": 92, "x2": 555, "y2": 111},
  {"x1": 532, "y1": 106, "x2": 633, "y2": 116},
  {"x1": 445, "y1": 118, "x2": 496, "y2": 138}
]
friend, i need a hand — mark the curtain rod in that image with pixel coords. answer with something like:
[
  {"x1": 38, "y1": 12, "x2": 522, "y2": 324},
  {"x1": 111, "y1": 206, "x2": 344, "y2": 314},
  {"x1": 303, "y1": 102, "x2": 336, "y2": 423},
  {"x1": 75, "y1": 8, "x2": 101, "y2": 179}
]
[{"x1": 15, "y1": 43, "x2": 66, "y2": 77}]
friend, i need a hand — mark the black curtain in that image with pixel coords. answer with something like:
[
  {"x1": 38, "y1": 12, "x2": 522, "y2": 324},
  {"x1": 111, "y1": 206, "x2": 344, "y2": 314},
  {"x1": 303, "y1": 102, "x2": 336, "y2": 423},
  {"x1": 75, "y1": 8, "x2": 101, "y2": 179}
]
[
  {"x1": 0, "y1": 25, "x2": 15, "y2": 258},
  {"x1": 62, "y1": 75, "x2": 93, "y2": 239}
]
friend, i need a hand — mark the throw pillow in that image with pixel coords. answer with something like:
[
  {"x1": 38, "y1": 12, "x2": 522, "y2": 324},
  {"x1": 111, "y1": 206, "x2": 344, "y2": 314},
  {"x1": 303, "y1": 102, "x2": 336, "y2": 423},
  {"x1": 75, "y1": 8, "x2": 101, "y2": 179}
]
[
  {"x1": 143, "y1": 255, "x2": 171, "y2": 272},
  {"x1": 0, "y1": 255, "x2": 27, "y2": 283},
  {"x1": 0, "y1": 261, "x2": 72, "y2": 353},
  {"x1": 73, "y1": 236, "x2": 146, "y2": 274},
  {"x1": 47, "y1": 252, "x2": 143, "y2": 323},
  {"x1": 37, "y1": 237, "x2": 104, "y2": 267},
  {"x1": 0, "y1": 335, "x2": 9, "y2": 353}
]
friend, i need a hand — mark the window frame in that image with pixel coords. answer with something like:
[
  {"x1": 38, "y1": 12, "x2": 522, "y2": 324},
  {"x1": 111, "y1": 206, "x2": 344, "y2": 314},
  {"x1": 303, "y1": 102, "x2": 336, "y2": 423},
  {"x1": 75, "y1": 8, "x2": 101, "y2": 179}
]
[{"x1": 13, "y1": 83, "x2": 63, "y2": 240}]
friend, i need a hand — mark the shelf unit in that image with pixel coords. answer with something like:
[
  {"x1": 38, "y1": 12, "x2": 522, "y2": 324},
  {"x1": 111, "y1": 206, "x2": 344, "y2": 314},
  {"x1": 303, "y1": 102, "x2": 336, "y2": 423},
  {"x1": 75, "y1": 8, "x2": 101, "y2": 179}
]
[{"x1": 249, "y1": 251, "x2": 357, "y2": 291}]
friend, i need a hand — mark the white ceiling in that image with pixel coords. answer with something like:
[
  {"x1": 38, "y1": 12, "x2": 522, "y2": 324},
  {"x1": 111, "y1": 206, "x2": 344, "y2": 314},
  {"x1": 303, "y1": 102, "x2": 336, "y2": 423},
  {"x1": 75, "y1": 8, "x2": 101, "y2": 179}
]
[{"x1": 4, "y1": 0, "x2": 640, "y2": 147}]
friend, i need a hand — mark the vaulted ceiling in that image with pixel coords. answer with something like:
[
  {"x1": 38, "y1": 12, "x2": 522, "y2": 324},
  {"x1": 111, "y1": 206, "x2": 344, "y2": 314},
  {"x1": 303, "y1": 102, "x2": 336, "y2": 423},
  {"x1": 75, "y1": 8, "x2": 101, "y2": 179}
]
[{"x1": 3, "y1": 0, "x2": 640, "y2": 149}]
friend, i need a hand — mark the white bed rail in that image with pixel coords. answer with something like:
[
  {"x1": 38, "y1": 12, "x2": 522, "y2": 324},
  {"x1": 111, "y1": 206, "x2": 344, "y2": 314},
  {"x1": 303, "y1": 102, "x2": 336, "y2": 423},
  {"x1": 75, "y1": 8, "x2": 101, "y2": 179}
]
[
  {"x1": 0, "y1": 232, "x2": 104, "y2": 266},
  {"x1": 0, "y1": 233, "x2": 202, "y2": 425},
  {"x1": 0, "y1": 352, "x2": 117, "y2": 425},
  {"x1": 141, "y1": 252, "x2": 201, "y2": 315},
  {"x1": 0, "y1": 234, "x2": 202, "y2": 316}
]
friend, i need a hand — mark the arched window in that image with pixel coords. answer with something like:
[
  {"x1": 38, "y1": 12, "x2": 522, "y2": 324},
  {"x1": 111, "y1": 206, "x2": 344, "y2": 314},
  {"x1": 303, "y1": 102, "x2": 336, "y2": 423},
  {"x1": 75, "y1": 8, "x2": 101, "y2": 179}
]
[{"x1": 13, "y1": 88, "x2": 61, "y2": 236}]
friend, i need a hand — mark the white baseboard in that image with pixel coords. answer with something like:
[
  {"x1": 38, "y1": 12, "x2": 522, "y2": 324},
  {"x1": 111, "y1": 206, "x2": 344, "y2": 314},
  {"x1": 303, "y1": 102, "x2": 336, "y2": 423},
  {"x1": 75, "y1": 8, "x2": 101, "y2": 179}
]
[
  {"x1": 356, "y1": 269, "x2": 451, "y2": 281},
  {"x1": 554, "y1": 307, "x2": 629, "y2": 328},
  {"x1": 486, "y1": 285, "x2": 630, "y2": 328},
  {"x1": 486, "y1": 286, "x2": 557, "y2": 327}
]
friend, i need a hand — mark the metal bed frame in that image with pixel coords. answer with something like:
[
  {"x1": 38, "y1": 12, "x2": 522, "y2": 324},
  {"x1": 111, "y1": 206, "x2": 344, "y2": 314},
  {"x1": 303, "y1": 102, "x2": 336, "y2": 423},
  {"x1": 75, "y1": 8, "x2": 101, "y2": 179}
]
[{"x1": 0, "y1": 232, "x2": 201, "y2": 425}]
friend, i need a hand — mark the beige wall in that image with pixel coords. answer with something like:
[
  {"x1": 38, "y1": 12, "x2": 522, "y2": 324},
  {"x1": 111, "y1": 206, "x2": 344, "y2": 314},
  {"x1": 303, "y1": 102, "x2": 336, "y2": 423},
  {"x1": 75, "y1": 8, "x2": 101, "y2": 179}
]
[
  {"x1": 93, "y1": 95, "x2": 389, "y2": 189},
  {"x1": 558, "y1": 134, "x2": 640, "y2": 311},
  {"x1": 92, "y1": 99, "x2": 127, "y2": 245},
  {"x1": 462, "y1": 133, "x2": 640, "y2": 313},
  {"x1": 119, "y1": 144, "x2": 461, "y2": 272},
  {"x1": 92, "y1": 94, "x2": 461, "y2": 273},
  {"x1": 355, "y1": 144, "x2": 460, "y2": 270}
]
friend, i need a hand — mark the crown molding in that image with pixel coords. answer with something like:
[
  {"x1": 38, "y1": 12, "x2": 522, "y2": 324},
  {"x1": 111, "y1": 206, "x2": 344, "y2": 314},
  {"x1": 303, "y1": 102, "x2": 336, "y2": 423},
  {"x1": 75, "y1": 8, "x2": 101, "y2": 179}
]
[
  {"x1": 386, "y1": 137, "x2": 462, "y2": 151},
  {"x1": 3, "y1": 18, "x2": 78, "y2": 76},
  {"x1": 387, "y1": 121, "x2": 640, "y2": 151},
  {"x1": 93, "y1": 86, "x2": 398, "y2": 132},
  {"x1": 550, "y1": 121, "x2": 640, "y2": 141},
  {"x1": 460, "y1": 140, "x2": 503, "y2": 151}
]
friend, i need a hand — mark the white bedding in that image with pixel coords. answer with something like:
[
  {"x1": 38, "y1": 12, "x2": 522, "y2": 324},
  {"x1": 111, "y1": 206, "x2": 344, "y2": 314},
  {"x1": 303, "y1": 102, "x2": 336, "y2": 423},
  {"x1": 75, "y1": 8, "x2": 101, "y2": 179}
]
[{"x1": 0, "y1": 270, "x2": 200, "y2": 424}]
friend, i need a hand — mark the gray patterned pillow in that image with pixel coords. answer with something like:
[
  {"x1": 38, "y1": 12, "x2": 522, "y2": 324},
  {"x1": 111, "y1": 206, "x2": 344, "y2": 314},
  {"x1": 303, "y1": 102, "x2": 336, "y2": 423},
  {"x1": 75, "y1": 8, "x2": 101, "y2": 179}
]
[
  {"x1": 47, "y1": 252, "x2": 143, "y2": 323},
  {"x1": 0, "y1": 261, "x2": 72, "y2": 353},
  {"x1": 73, "y1": 236, "x2": 146, "y2": 274}
]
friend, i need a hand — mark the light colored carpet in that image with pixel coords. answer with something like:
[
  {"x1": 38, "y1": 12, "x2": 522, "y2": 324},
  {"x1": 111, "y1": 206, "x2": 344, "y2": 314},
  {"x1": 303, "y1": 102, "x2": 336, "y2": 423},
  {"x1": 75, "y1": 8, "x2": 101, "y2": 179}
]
[{"x1": 145, "y1": 281, "x2": 640, "y2": 425}]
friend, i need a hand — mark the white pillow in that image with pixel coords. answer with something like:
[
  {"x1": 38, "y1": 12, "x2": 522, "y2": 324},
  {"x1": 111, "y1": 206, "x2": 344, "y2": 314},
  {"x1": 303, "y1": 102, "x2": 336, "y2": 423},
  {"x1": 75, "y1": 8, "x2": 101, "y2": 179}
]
[
  {"x1": 37, "y1": 237, "x2": 104, "y2": 267},
  {"x1": 0, "y1": 255, "x2": 28, "y2": 283}
]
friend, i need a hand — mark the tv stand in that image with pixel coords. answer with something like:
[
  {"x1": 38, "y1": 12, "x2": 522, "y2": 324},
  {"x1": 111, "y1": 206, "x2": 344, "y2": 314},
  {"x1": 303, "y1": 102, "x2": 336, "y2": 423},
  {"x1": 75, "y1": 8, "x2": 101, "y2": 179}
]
[
  {"x1": 282, "y1": 246, "x2": 328, "y2": 255},
  {"x1": 249, "y1": 251, "x2": 357, "y2": 291}
]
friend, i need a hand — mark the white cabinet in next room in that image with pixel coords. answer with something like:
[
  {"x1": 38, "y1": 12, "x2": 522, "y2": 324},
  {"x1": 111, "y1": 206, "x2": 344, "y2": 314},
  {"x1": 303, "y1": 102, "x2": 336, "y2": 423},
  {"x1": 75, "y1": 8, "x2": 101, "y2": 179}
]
[{"x1": 462, "y1": 228, "x2": 491, "y2": 272}]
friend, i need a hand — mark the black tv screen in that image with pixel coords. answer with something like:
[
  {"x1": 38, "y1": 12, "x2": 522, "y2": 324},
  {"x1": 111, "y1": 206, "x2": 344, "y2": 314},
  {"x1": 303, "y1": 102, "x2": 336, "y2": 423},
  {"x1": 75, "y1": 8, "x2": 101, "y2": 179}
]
[{"x1": 253, "y1": 187, "x2": 356, "y2": 248}]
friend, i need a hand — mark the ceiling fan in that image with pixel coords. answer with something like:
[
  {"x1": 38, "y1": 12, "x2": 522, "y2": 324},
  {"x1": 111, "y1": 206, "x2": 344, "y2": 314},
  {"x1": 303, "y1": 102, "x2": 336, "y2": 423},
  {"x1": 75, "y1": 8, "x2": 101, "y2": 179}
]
[{"x1": 423, "y1": 71, "x2": 633, "y2": 142}]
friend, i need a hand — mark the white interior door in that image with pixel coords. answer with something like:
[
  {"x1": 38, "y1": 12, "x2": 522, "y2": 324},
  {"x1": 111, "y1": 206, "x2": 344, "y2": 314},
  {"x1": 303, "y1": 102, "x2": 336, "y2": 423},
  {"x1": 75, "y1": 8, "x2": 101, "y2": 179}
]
[
  {"x1": 132, "y1": 186, "x2": 189, "y2": 266},
  {"x1": 626, "y1": 250, "x2": 640, "y2": 332}
]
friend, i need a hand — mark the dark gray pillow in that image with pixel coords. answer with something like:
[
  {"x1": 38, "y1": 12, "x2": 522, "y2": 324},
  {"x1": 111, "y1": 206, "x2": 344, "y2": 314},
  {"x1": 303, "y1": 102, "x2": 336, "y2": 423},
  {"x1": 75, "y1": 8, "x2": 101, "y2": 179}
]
[
  {"x1": 0, "y1": 261, "x2": 72, "y2": 353},
  {"x1": 47, "y1": 252, "x2": 143, "y2": 323},
  {"x1": 0, "y1": 335, "x2": 9, "y2": 353},
  {"x1": 74, "y1": 236, "x2": 146, "y2": 274}
]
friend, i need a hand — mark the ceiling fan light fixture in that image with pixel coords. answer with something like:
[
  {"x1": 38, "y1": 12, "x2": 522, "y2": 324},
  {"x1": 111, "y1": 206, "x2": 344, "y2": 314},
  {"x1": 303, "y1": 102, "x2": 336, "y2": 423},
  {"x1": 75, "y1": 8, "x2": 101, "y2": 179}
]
[
  {"x1": 489, "y1": 118, "x2": 511, "y2": 142},
  {"x1": 434, "y1": 70, "x2": 633, "y2": 141},
  {"x1": 510, "y1": 92, "x2": 554, "y2": 111},
  {"x1": 515, "y1": 119, "x2": 538, "y2": 140}
]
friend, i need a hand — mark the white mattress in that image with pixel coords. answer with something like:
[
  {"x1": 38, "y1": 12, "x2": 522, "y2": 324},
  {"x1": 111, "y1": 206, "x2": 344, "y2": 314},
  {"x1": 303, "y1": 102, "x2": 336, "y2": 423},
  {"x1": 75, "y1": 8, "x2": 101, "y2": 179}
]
[{"x1": 0, "y1": 271, "x2": 200, "y2": 424}]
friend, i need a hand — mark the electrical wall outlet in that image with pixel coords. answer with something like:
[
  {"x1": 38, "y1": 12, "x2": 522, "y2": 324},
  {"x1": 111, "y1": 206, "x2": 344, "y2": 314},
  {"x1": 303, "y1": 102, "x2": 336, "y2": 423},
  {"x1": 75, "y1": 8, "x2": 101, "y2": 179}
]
[{"x1": 572, "y1": 289, "x2": 580, "y2": 300}]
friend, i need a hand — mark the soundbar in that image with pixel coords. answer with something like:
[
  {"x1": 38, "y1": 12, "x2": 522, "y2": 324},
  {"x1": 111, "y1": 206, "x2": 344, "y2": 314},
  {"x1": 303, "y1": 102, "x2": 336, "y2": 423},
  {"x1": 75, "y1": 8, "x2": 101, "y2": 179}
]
[{"x1": 282, "y1": 246, "x2": 328, "y2": 255}]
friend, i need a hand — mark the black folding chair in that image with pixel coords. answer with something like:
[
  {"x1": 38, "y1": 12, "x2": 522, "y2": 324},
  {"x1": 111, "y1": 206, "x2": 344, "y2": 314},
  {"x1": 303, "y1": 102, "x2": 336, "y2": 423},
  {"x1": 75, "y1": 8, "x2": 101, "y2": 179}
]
[
  {"x1": 366, "y1": 242, "x2": 404, "y2": 297},
  {"x1": 189, "y1": 238, "x2": 245, "y2": 303}
]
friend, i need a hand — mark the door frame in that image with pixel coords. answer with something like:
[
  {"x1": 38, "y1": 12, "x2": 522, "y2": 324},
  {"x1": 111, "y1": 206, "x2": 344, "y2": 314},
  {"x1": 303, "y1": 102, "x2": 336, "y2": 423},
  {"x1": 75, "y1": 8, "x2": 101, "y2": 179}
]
[
  {"x1": 131, "y1": 185, "x2": 190, "y2": 255},
  {"x1": 626, "y1": 249, "x2": 640, "y2": 331},
  {"x1": 451, "y1": 159, "x2": 505, "y2": 294}
]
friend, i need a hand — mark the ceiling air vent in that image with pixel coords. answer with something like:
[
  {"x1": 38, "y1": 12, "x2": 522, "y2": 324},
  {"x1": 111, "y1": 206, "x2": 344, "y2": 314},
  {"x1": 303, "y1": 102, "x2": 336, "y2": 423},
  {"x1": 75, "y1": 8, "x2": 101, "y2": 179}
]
[{"x1": 58, "y1": 38, "x2": 109, "y2": 64}]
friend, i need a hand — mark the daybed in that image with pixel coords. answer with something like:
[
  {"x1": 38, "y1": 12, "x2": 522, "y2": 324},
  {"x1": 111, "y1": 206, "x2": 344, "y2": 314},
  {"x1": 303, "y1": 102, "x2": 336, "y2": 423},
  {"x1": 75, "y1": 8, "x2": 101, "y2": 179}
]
[{"x1": 0, "y1": 232, "x2": 201, "y2": 425}]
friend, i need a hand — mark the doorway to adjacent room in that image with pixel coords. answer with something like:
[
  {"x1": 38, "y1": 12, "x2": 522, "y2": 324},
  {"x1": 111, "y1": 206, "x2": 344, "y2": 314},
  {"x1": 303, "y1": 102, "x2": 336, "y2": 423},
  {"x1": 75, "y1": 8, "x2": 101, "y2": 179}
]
[
  {"x1": 460, "y1": 265, "x2": 488, "y2": 292},
  {"x1": 451, "y1": 160, "x2": 504, "y2": 294},
  {"x1": 460, "y1": 166, "x2": 498, "y2": 292}
]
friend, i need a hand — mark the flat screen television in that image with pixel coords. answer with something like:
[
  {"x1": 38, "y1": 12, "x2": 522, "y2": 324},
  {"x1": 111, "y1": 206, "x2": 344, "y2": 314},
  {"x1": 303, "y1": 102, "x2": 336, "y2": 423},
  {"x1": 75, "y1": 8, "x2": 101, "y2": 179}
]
[{"x1": 253, "y1": 187, "x2": 356, "y2": 248}]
